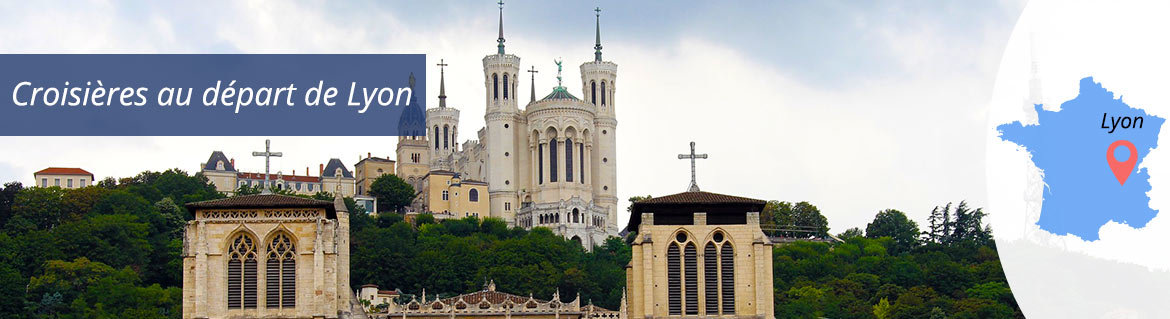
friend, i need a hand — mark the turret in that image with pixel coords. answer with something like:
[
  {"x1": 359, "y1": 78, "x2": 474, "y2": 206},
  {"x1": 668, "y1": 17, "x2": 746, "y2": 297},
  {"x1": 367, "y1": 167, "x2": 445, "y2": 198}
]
[
  {"x1": 581, "y1": 7, "x2": 619, "y2": 231},
  {"x1": 483, "y1": 0, "x2": 521, "y2": 222},
  {"x1": 429, "y1": 59, "x2": 460, "y2": 170}
]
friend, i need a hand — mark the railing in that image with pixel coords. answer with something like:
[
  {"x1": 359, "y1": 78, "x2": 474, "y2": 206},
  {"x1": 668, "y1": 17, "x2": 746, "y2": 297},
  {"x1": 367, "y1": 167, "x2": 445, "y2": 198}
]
[{"x1": 761, "y1": 225, "x2": 843, "y2": 243}]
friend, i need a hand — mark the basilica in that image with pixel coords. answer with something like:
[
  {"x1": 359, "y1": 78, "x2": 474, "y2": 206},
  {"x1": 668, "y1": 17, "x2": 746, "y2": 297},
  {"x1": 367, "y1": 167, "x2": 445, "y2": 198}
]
[{"x1": 396, "y1": 4, "x2": 620, "y2": 247}]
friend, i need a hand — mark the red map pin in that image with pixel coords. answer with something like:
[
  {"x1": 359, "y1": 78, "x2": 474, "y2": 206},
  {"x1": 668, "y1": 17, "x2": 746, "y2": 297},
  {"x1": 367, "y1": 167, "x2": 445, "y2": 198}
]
[{"x1": 1107, "y1": 140, "x2": 1138, "y2": 186}]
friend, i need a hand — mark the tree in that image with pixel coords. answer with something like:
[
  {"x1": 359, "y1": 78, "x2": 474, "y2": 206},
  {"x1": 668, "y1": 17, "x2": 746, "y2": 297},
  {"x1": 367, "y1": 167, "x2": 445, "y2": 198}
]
[
  {"x1": 838, "y1": 227, "x2": 864, "y2": 239},
  {"x1": 766, "y1": 201, "x2": 830, "y2": 238},
  {"x1": 866, "y1": 209, "x2": 920, "y2": 254},
  {"x1": 0, "y1": 181, "x2": 22, "y2": 229},
  {"x1": 925, "y1": 201, "x2": 992, "y2": 246},
  {"x1": 368, "y1": 174, "x2": 415, "y2": 212},
  {"x1": 873, "y1": 297, "x2": 892, "y2": 319},
  {"x1": 626, "y1": 195, "x2": 652, "y2": 213}
]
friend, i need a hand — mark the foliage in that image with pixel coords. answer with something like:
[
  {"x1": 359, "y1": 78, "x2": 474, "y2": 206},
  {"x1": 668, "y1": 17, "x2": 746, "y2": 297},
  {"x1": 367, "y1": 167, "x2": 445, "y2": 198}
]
[
  {"x1": 865, "y1": 209, "x2": 920, "y2": 254},
  {"x1": 763, "y1": 200, "x2": 830, "y2": 238},
  {"x1": 351, "y1": 216, "x2": 630, "y2": 310},
  {"x1": 924, "y1": 201, "x2": 993, "y2": 247},
  {"x1": 368, "y1": 174, "x2": 416, "y2": 213}
]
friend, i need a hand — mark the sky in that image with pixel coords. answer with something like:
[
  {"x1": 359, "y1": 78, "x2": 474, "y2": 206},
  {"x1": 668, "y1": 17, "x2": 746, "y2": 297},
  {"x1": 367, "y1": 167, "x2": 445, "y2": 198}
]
[{"x1": 0, "y1": 0, "x2": 1026, "y2": 233}]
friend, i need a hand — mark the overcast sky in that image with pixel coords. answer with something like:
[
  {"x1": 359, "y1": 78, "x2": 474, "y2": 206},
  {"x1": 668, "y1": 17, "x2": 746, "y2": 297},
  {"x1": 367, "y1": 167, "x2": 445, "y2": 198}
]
[{"x1": 0, "y1": 0, "x2": 1026, "y2": 232}]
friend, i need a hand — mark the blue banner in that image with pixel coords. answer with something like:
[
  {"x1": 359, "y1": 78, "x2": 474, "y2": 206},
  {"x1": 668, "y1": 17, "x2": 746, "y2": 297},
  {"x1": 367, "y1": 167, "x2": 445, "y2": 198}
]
[{"x1": 0, "y1": 54, "x2": 426, "y2": 136}]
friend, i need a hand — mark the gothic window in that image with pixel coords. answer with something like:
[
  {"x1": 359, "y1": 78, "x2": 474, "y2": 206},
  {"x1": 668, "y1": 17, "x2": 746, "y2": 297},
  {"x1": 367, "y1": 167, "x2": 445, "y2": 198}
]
[
  {"x1": 565, "y1": 138, "x2": 574, "y2": 182},
  {"x1": 442, "y1": 190, "x2": 449, "y2": 201},
  {"x1": 549, "y1": 139, "x2": 559, "y2": 182},
  {"x1": 685, "y1": 243, "x2": 698, "y2": 315},
  {"x1": 572, "y1": 208, "x2": 579, "y2": 223},
  {"x1": 538, "y1": 144, "x2": 544, "y2": 184},
  {"x1": 667, "y1": 243, "x2": 681, "y2": 315},
  {"x1": 721, "y1": 242, "x2": 735, "y2": 314},
  {"x1": 227, "y1": 234, "x2": 258, "y2": 309},
  {"x1": 469, "y1": 189, "x2": 479, "y2": 202},
  {"x1": 266, "y1": 233, "x2": 296, "y2": 309},
  {"x1": 590, "y1": 81, "x2": 597, "y2": 105},
  {"x1": 601, "y1": 81, "x2": 607, "y2": 106},
  {"x1": 434, "y1": 125, "x2": 440, "y2": 149},
  {"x1": 704, "y1": 242, "x2": 718, "y2": 314},
  {"x1": 503, "y1": 74, "x2": 510, "y2": 99},
  {"x1": 493, "y1": 74, "x2": 499, "y2": 100}
]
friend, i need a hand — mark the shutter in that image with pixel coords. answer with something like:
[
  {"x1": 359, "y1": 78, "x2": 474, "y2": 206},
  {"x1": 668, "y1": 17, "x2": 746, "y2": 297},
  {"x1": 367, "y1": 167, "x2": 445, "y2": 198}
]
[
  {"x1": 684, "y1": 243, "x2": 698, "y2": 315},
  {"x1": 721, "y1": 244, "x2": 735, "y2": 314},
  {"x1": 267, "y1": 259, "x2": 280, "y2": 308},
  {"x1": 704, "y1": 242, "x2": 718, "y2": 315},
  {"x1": 282, "y1": 259, "x2": 296, "y2": 307},
  {"x1": 244, "y1": 259, "x2": 258, "y2": 308},
  {"x1": 667, "y1": 244, "x2": 681, "y2": 315},
  {"x1": 228, "y1": 260, "x2": 242, "y2": 309}
]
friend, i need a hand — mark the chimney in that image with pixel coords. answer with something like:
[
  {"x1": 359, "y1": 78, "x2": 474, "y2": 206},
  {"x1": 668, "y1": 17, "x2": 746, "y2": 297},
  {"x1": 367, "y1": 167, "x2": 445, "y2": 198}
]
[
  {"x1": 319, "y1": 164, "x2": 324, "y2": 176},
  {"x1": 293, "y1": 169, "x2": 296, "y2": 176},
  {"x1": 307, "y1": 167, "x2": 310, "y2": 177},
  {"x1": 230, "y1": 158, "x2": 235, "y2": 167},
  {"x1": 368, "y1": 152, "x2": 371, "y2": 159}
]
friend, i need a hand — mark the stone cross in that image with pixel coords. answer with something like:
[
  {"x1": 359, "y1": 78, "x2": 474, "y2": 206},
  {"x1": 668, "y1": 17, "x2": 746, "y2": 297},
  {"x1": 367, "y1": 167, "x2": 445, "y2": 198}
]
[
  {"x1": 677, "y1": 141, "x2": 707, "y2": 192},
  {"x1": 252, "y1": 139, "x2": 282, "y2": 194}
]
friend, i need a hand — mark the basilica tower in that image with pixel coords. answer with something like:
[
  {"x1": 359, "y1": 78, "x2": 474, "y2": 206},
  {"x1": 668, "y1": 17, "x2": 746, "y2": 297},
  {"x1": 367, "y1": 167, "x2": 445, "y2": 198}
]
[
  {"x1": 396, "y1": 73, "x2": 430, "y2": 190},
  {"x1": 483, "y1": 1, "x2": 522, "y2": 221},
  {"x1": 428, "y1": 59, "x2": 461, "y2": 171},
  {"x1": 580, "y1": 7, "x2": 619, "y2": 231}
]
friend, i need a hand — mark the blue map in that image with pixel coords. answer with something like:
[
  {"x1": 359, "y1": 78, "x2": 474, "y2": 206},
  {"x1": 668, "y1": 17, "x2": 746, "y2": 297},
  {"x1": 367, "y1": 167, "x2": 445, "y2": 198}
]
[{"x1": 998, "y1": 77, "x2": 1165, "y2": 240}]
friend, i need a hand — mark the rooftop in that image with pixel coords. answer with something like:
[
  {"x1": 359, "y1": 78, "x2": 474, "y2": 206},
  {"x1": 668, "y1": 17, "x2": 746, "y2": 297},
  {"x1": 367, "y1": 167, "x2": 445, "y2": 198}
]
[
  {"x1": 34, "y1": 167, "x2": 93, "y2": 176},
  {"x1": 185, "y1": 194, "x2": 337, "y2": 218},
  {"x1": 627, "y1": 191, "x2": 767, "y2": 230}
]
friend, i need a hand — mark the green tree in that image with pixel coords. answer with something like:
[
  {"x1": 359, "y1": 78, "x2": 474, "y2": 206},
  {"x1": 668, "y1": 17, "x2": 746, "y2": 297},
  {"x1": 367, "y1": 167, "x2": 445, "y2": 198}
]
[
  {"x1": 53, "y1": 214, "x2": 150, "y2": 270},
  {"x1": 0, "y1": 181, "x2": 22, "y2": 229},
  {"x1": 368, "y1": 174, "x2": 415, "y2": 213},
  {"x1": 866, "y1": 209, "x2": 920, "y2": 254},
  {"x1": 873, "y1": 297, "x2": 892, "y2": 319},
  {"x1": 838, "y1": 227, "x2": 864, "y2": 239},
  {"x1": 765, "y1": 201, "x2": 830, "y2": 238}
]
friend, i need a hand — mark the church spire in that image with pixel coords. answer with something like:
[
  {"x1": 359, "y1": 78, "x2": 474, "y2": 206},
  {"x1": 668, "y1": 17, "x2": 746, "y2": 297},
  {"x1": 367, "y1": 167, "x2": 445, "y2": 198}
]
[
  {"x1": 497, "y1": 1, "x2": 506, "y2": 55},
  {"x1": 437, "y1": 59, "x2": 448, "y2": 108},
  {"x1": 594, "y1": 7, "x2": 603, "y2": 62},
  {"x1": 527, "y1": 66, "x2": 538, "y2": 103}
]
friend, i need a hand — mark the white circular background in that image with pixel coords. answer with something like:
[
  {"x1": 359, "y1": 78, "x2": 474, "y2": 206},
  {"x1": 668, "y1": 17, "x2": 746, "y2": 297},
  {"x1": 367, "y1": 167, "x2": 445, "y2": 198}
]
[{"x1": 986, "y1": 0, "x2": 1170, "y2": 317}]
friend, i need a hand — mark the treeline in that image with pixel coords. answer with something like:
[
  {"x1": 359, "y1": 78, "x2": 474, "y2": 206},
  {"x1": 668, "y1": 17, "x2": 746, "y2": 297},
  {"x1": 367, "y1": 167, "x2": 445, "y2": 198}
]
[
  {"x1": 349, "y1": 213, "x2": 630, "y2": 310},
  {"x1": 768, "y1": 202, "x2": 1022, "y2": 319},
  {"x1": 0, "y1": 169, "x2": 223, "y2": 318}
]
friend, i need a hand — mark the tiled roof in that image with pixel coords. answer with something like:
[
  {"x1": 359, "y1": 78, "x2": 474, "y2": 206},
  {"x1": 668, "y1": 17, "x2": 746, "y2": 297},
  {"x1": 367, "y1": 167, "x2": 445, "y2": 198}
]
[
  {"x1": 202, "y1": 151, "x2": 236, "y2": 171},
  {"x1": 439, "y1": 290, "x2": 532, "y2": 305},
  {"x1": 358, "y1": 157, "x2": 396, "y2": 164},
  {"x1": 185, "y1": 194, "x2": 336, "y2": 217},
  {"x1": 34, "y1": 167, "x2": 93, "y2": 176},
  {"x1": 635, "y1": 191, "x2": 766, "y2": 206},
  {"x1": 541, "y1": 86, "x2": 580, "y2": 101},
  {"x1": 322, "y1": 158, "x2": 353, "y2": 178}
]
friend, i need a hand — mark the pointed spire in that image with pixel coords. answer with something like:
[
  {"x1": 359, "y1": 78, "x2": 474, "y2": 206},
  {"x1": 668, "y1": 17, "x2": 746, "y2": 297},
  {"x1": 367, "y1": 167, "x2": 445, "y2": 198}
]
[
  {"x1": 594, "y1": 7, "x2": 603, "y2": 62},
  {"x1": 437, "y1": 59, "x2": 449, "y2": 108},
  {"x1": 527, "y1": 66, "x2": 539, "y2": 103},
  {"x1": 497, "y1": 1, "x2": 506, "y2": 54}
]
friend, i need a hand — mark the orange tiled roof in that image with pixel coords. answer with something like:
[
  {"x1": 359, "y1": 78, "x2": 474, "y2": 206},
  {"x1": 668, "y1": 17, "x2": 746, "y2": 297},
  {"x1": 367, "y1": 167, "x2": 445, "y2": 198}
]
[{"x1": 34, "y1": 167, "x2": 92, "y2": 176}]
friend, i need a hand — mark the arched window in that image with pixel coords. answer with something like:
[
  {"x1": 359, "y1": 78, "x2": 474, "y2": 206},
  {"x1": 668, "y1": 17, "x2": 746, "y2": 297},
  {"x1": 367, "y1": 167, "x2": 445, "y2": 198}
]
[
  {"x1": 503, "y1": 74, "x2": 510, "y2": 99},
  {"x1": 549, "y1": 139, "x2": 559, "y2": 182},
  {"x1": 565, "y1": 138, "x2": 574, "y2": 182},
  {"x1": 580, "y1": 144, "x2": 585, "y2": 184},
  {"x1": 572, "y1": 208, "x2": 579, "y2": 223},
  {"x1": 493, "y1": 74, "x2": 499, "y2": 100},
  {"x1": 704, "y1": 242, "x2": 719, "y2": 314},
  {"x1": 443, "y1": 125, "x2": 450, "y2": 149},
  {"x1": 721, "y1": 243, "x2": 735, "y2": 314},
  {"x1": 685, "y1": 243, "x2": 698, "y2": 315},
  {"x1": 266, "y1": 233, "x2": 296, "y2": 309},
  {"x1": 469, "y1": 189, "x2": 479, "y2": 202},
  {"x1": 433, "y1": 125, "x2": 440, "y2": 149},
  {"x1": 538, "y1": 142, "x2": 544, "y2": 184},
  {"x1": 667, "y1": 243, "x2": 681, "y2": 315},
  {"x1": 601, "y1": 81, "x2": 607, "y2": 106},
  {"x1": 227, "y1": 234, "x2": 258, "y2": 309},
  {"x1": 590, "y1": 81, "x2": 597, "y2": 105}
]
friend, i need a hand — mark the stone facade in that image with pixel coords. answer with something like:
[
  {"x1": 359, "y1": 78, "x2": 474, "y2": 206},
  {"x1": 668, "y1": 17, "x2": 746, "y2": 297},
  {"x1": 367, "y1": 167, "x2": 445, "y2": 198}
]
[
  {"x1": 396, "y1": 5, "x2": 619, "y2": 247},
  {"x1": 354, "y1": 155, "x2": 396, "y2": 197},
  {"x1": 181, "y1": 194, "x2": 354, "y2": 319},
  {"x1": 624, "y1": 191, "x2": 775, "y2": 319}
]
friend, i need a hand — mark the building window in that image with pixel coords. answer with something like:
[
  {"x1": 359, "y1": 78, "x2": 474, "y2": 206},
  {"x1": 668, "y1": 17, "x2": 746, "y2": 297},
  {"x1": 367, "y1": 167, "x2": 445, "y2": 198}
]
[
  {"x1": 580, "y1": 144, "x2": 585, "y2": 184},
  {"x1": 443, "y1": 125, "x2": 450, "y2": 149},
  {"x1": 227, "y1": 234, "x2": 258, "y2": 309},
  {"x1": 493, "y1": 73, "x2": 499, "y2": 100},
  {"x1": 538, "y1": 144, "x2": 544, "y2": 184},
  {"x1": 505, "y1": 202, "x2": 511, "y2": 211},
  {"x1": 66, "y1": 179, "x2": 72, "y2": 188},
  {"x1": 308, "y1": 184, "x2": 314, "y2": 191},
  {"x1": 296, "y1": 183, "x2": 302, "y2": 191},
  {"x1": 469, "y1": 189, "x2": 479, "y2": 202},
  {"x1": 503, "y1": 73, "x2": 510, "y2": 99},
  {"x1": 442, "y1": 190, "x2": 449, "y2": 201},
  {"x1": 41, "y1": 178, "x2": 47, "y2": 187},
  {"x1": 668, "y1": 243, "x2": 681, "y2": 315},
  {"x1": 591, "y1": 81, "x2": 597, "y2": 105},
  {"x1": 565, "y1": 138, "x2": 574, "y2": 182},
  {"x1": 549, "y1": 139, "x2": 559, "y2": 182},
  {"x1": 721, "y1": 242, "x2": 735, "y2": 314},
  {"x1": 601, "y1": 81, "x2": 607, "y2": 105},
  {"x1": 80, "y1": 179, "x2": 86, "y2": 186},
  {"x1": 266, "y1": 233, "x2": 296, "y2": 309},
  {"x1": 434, "y1": 125, "x2": 440, "y2": 149}
]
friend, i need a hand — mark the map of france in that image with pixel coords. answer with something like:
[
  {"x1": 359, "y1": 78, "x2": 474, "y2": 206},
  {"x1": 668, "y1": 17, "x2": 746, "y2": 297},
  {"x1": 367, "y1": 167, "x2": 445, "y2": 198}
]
[{"x1": 998, "y1": 77, "x2": 1165, "y2": 240}]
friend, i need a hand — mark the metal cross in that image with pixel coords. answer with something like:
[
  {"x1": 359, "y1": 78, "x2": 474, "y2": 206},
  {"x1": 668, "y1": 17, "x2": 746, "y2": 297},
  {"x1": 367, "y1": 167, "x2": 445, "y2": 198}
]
[
  {"x1": 677, "y1": 141, "x2": 708, "y2": 192},
  {"x1": 437, "y1": 59, "x2": 448, "y2": 72},
  {"x1": 527, "y1": 66, "x2": 538, "y2": 102},
  {"x1": 251, "y1": 139, "x2": 282, "y2": 194}
]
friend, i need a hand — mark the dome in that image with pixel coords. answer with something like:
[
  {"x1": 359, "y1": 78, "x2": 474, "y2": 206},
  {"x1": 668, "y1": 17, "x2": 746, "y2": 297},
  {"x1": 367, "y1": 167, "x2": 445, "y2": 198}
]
[{"x1": 540, "y1": 86, "x2": 580, "y2": 101}]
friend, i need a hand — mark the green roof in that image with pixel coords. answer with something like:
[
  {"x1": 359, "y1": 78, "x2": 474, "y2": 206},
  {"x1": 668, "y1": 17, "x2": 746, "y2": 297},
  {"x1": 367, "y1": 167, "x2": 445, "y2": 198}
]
[{"x1": 541, "y1": 86, "x2": 580, "y2": 101}]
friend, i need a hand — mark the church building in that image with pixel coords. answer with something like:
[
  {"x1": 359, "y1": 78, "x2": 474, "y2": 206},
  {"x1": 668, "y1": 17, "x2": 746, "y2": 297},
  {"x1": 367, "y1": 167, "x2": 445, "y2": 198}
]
[
  {"x1": 624, "y1": 190, "x2": 775, "y2": 319},
  {"x1": 181, "y1": 193, "x2": 356, "y2": 318},
  {"x1": 395, "y1": 3, "x2": 620, "y2": 248}
]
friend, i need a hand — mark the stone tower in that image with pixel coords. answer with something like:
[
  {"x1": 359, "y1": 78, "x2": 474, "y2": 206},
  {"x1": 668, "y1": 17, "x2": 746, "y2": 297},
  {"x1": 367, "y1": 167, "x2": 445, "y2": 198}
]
[
  {"x1": 396, "y1": 73, "x2": 430, "y2": 191},
  {"x1": 580, "y1": 7, "x2": 620, "y2": 231},
  {"x1": 483, "y1": 1, "x2": 521, "y2": 222},
  {"x1": 428, "y1": 60, "x2": 461, "y2": 171}
]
